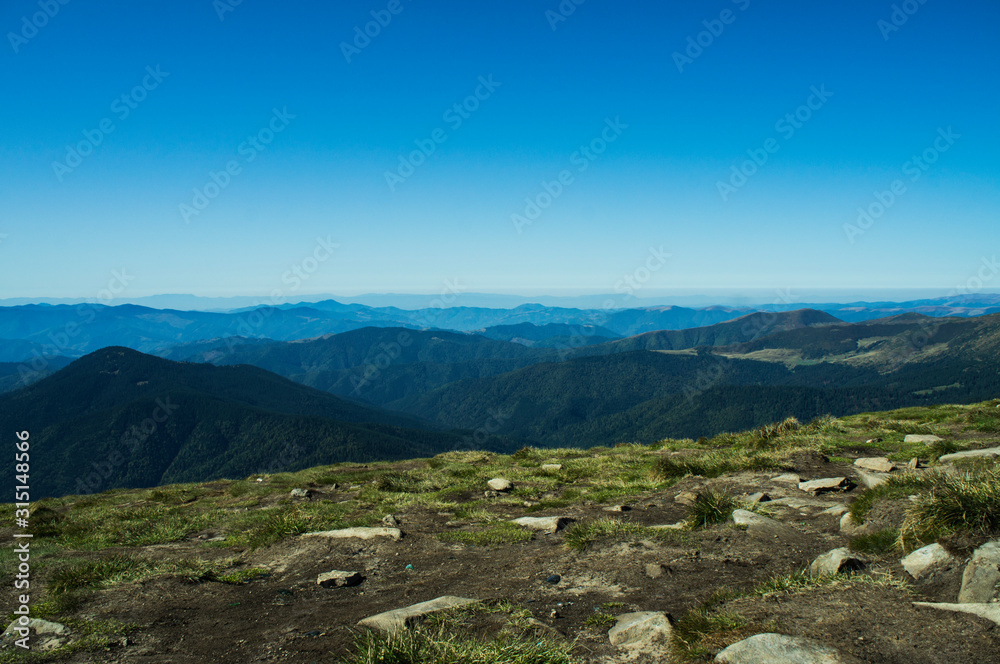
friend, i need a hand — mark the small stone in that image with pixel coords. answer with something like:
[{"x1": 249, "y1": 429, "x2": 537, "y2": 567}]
[
  {"x1": 904, "y1": 434, "x2": 943, "y2": 443},
  {"x1": 674, "y1": 491, "x2": 698, "y2": 506},
  {"x1": 546, "y1": 574, "x2": 561, "y2": 584},
  {"x1": 645, "y1": 563, "x2": 670, "y2": 579},
  {"x1": 901, "y1": 543, "x2": 953, "y2": 580},
  {"x1": 603, "y1": 505, "x2": 631, "y2": 513},
  {"x1": 358, "y1": 596, "x2": 479, "y2": 633},
  {"x1": 549, "y1": 609, "x2": 560, "y2": 619},
  {"x1": 382, "y1": 514, "x2": 400, "y2": 527},
  {"x1": 958, "y1": 540, "x2": 1000, "y2": 603},
  {"x1": 732, "y1": 509, "x2": 795, "y2": 537},
  {"x1": 810, "y1": 547, "x2": 866, "y2": 576},
  {"x1": 512, "y1": 516, "x2": 574, "y2": 533},
  {"x1": 715, "y1": 633, "x2": 853, "y2": 663},
  {"x1": 746, "y1": 492, "x2": 771, "y2": 504},
  {"x1": 939, "y1": 446, "x2": 1000, "y2": 464},
  {"x1": 770, "y1": 473, "x2": 801, "y2": 485},
  {"x1": 820, "y1": 504, "x2": 849, "y2": 517},
  {"x1": 907, "y1": 457, "x2": 920, "y2": 470},
  {"x1": 541, "y1": 464, "x2": 563, "y2": 471},
  {"x1": 301, "y1": 527, "x2": 402, "y2": 541},
  {"x1": 317, "y1": 571, "x2": 363, "y2": 588},
  {"x1": 487, "y1": 478, "x2": 512, "y2": 491},
  {"x1": 608, "y1": 611, "x2": 672, "y2": 648},
  {"x1": 798, "y1": 477, "x2": 853, "y2": 494},
  {"x1": 854, "y1": 457, "x2": 895, "y2": 472},
  {"x1": 839, "y1": 512, "x2": 868, "y2": 535},
  {"x1": 290, "y1": 488, "x2": 310, "y2": 498}
]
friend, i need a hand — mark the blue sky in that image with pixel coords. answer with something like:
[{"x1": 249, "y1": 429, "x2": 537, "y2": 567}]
[{"x1": 1, "y1": 0, "x2": 998, "y2": 302}]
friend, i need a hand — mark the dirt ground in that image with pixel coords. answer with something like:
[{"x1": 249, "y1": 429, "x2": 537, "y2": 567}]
[{"x1": 13, "y1": 464, "x2": 997, "y2": 664}]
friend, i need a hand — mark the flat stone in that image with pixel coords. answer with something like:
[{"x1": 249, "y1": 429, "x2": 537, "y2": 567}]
[
  {"x1": 608, "y1": 611, "x2": 672, "y2": 648},
  {"x1": 645, "y1": 563, "x2": 670, "y2": 579},
  {"x1": 901, "y1": 543, "x2": 953, "y2": 580},
  {"x1": 771, "y1": 473, "x2": 801, "y2": 485},
  {"x1": 810, "y1": 547, "x2": 866, "y2": 576},
  {"x1": 674, "y1": 491, "x2": 698, "y2": 506},
  {"x1": 487, "y1": 478, "x2": 512, "y2": 491},
  {"x1": 913, "y1": 602, "x2": 1000, "y2": 627},
  {"x1": 854, "y1": 457, "x2": 895, "y2": 473},
  {"x1": 290, "y1": 488, "x2": 310, "y2": 498},
  {"x1": 907, "y1": 458, "x2": 920, "y2": 470},
  {"x1": 939, "y1": 446, "x2": 1000, "y2": 464},
  {"x1": 715, "y1": 633, "x2": 853, "y2": 663},
  {"x1": 317, "y1": 570, "x2": 363, "y2": 588},
  {"x1": 798, "y1": 477, "x2": 853, "y2": 494},
  {"x1": 2, "y1": 618, "x2": 69, "y2": 639},
  {"x1": 904, "y1": 434, "x2": 943, "y2": 443},
  {"x1": 649, "y1": 521, "x2": 687, "y2": 530},
  {"x1": 958, "y1": 540, "x2": 1000, "y2": 603},
  {"x1": 854, "y1": 470, "x2": 889, "y2": 489},
  {"x1": 768, "y1": 497, "x2": 832, "y2": 509},
  {"x1": 820, "y1": 504, "x2": 849, "y2": 517},
  {"x1": 603, "y1": 505, "x2": 631, "y2": 513},
  {"x1": 511, "y1": 516, "x2": 574, "y2": 533},
  {"x1": 302, "y1": 527, "x2": 402, "y2": 541},
  {"x1": 746, "y1": 492, "x2": 771, "y2": 504},
  {"x1": 541, "y1": 464, "x2": 562, "y2": 471},
  {"x1": 358, "y1": 596, "x2": 480, "y2": 633},
  {"x1": 732, "y1": 509, "x2": 795, "y2": 537}
]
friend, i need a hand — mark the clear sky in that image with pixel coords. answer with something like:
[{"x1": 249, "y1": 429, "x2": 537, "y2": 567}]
[{"x1": 1, "y1": 0, "x2": 998, "y2": 302}]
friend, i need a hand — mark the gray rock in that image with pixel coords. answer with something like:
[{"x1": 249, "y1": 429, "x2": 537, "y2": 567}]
[
  {"x1": 771, "y1": 473, "x2": 801, "y2": 485},
  {"x1": 317, "y1": 570, "x2": 363, "y2": 588},
  {"x1": 798, "y1": 477, "x2": 852, "y2": 494},
  {"x1": 487, "y1": 478, "x2": 512, "y2": 491},
  {"x1": 603, "y1": 505, "x2": 631, "y2": 513},
  {"x1": 904, "y1": 434, "x2": 943, "y2": 443},
  {"x1": 854, "y1": 470, "x2": 889, "y2": 489},
  {"x1": 854, "y1": 457, "x2": 895, "y2": 472},
  {"x1": 290, "y1": 488, "x2": 310, "y2": 498},
  {"x1": 839, "y1": 512, "x2": 869, "y2": 535},
  {"x1": 733, "y1": 509, "x2": 795, "y2": 537},
  {"x1": 2, "y1": 618, "x2": 69, "y2": 639},
  {"x1": 358, "y1": 596, "x2": 480, "y2": 633},
  {"x1": 810, "y1": 547, "x2": 866, "y2": 576},
  {"x1": 939, "y1": 446, "x2": 1000, "y2": 464},
  {"x1": 913, "y1": 602, "x2": 1000, "y2": 627},
  {"x1": 901, "y1": 543, "x2": 953, "y2": 580},
  {"x1": 958, "y1": 540, "x2": 1000, "y2": 603},
  {"x1": 907, "y1": 457, "x2": 920, "y2": 471},
  {"x1": 746, "y1": 492, "x2": 771, "y2": 504},
  {"x1": 381, "y1": 514, "x2": 400, "y2": 527},
  {"x1": 674, "y1": 490, "x2": 698, "y2": 506},
  {"x1": 715, "y1": 633, "x2": 852, "y2": 663},
  {"x1": 541, "y1": 464, "x2": 563, "y2": 471},
  {"x1": 820, "y1": 504, "x2": 849, "y2": 517},
  {"x1": 645, "y1": 563, "x2": 670, "y2": 579},
  {"x1": 302, "y1": 527, "x2": 402, "y2": 541},
  {"x1": 608, "y1": 611, "x2": 672, "y2": 648},
  {"x1": 511, "y1": 516, "x2": 574, "y2": 533}
]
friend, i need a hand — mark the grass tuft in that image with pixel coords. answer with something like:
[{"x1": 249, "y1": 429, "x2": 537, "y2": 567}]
[
  {"x1": 900, "y1": 466, "x2": 1000, "y2": 548},
  {"x1": 341, "y1": 626, "x2": 573, "y2": 664}
]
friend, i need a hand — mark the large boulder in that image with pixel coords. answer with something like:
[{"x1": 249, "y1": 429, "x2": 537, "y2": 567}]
[
  {"x1": 715, "y1": 633, "x2": 855, "y2": 663},
  {"x1": 809, "y1": 548, "x2": 866, "y2": 576},
  {"x1": 901, "y1": 543, "x2": 953, "y2": 580},
  {"x1": 958, "y1": 540, "x2": 1000, "y2": 603}
]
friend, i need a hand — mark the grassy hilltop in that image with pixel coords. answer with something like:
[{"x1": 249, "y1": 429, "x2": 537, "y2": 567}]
[{"x1": 1, "y1": 399, "x2": 998, "y2": 662}]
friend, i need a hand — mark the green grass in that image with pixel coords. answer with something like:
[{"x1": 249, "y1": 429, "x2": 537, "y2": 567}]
[
  {"x1": 216, "y1": 567, "x2": 270, "y2": 584},
  {"x1": 562, "y1": 518, "x2": 687, "y2": 551},
  {"x1": 847, "y1": 473, "x2": 937, "y2": 524},
  {"x1": 671, "y1": 608, "x2": 749, "y2": 660},
  {"x1": 438, "y1": 522, "x2": 535, "y2": 547},
  {"x1": 685, "y1": 490, "x2": 742, "y2": 529},
  {"x1": 340, "y1": 627, "x2": 573, "y2": 664},
  {"x1": 849, "y1": 528, "x2": 900, "y2": 555},
  {"x1": 900, "y1": 465, "x2": 1000, "y2": 548}
]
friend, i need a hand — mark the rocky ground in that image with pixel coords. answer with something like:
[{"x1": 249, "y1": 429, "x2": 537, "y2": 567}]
[{"x1": 1, "y1": 410, "x2": 999, "y2": 663}]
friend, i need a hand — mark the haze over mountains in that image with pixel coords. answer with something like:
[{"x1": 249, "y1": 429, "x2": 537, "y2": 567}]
[{"x1": 3, "y1": 296, "x2": 1000, "y2": 497}]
